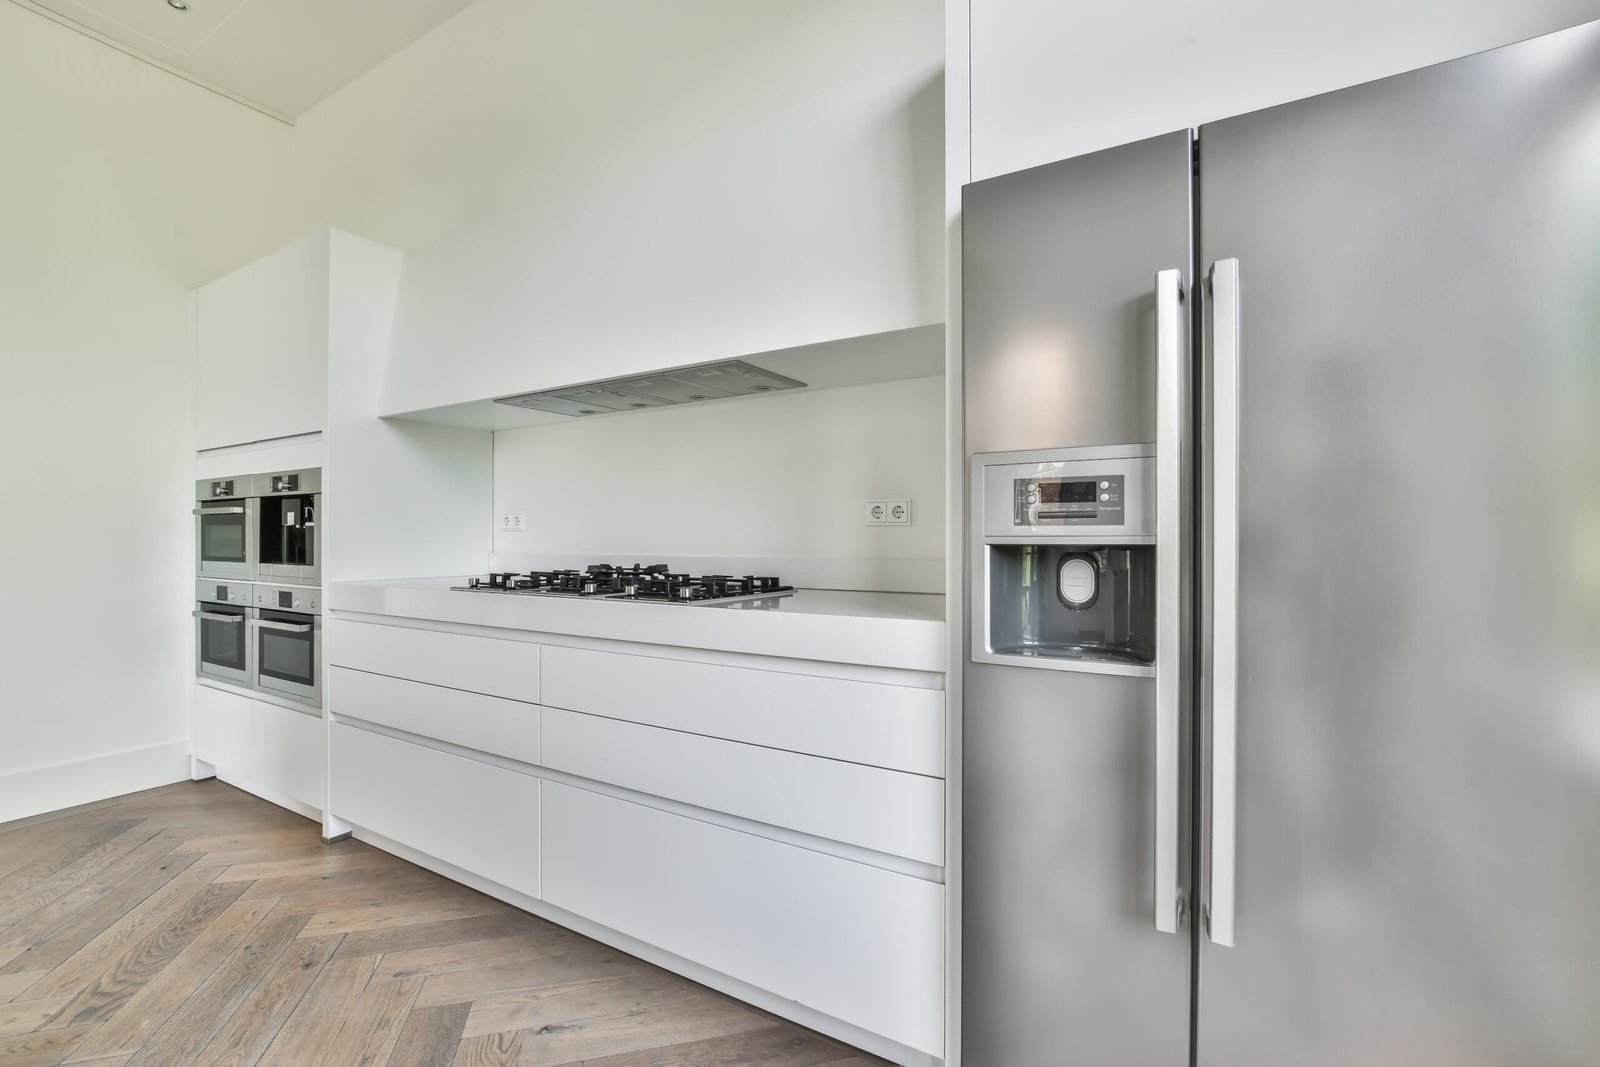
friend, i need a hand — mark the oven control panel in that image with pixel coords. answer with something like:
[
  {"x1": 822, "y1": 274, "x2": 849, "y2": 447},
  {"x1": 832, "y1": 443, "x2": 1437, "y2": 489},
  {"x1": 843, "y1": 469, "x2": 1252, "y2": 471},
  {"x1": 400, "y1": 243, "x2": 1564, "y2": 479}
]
[
  {"x1": 256, "y1": 585, "x2": 319, "y2": 613},
  {"x1": 204, "y1": 479, "x2": 238, "y2": 499},
  {"x1": 195, "y1": 579, "x2": 252, "y2": 605}
]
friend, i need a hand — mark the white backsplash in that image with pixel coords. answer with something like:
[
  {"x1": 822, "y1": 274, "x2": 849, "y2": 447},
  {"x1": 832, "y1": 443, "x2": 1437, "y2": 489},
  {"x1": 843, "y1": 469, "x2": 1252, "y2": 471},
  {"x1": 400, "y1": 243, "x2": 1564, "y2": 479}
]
[{"x1": 491, "y1": 375, "x2": 945, "y2": 593}]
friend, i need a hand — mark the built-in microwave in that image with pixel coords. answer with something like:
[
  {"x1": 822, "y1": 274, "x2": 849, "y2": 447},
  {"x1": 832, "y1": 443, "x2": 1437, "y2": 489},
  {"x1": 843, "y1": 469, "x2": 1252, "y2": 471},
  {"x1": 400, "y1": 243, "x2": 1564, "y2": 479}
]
[
  {"x1": 195, "y1": 477, "x2": 255, "y2": 581},
  {"x1": 194, "y1": 579, "x2": 253, "y2": 687},
  {"x1": 252, "y1": 583, "x2": 320, "y2": 708},
  {"x1": 254, "y1": 469, "x2": 320, "y2": 587}
]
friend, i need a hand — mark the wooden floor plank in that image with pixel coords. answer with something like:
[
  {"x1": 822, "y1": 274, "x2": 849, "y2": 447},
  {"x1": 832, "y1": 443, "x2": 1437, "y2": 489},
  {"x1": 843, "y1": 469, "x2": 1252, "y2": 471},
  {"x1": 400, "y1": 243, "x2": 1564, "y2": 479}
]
[
  {"x1": 414, "y1": 947, "x2": 644, "y2": 1010},
  {"x1": 0, "y1": 1021, "x2": 97, "y2": 1065},
  {"x1": 454, "y1": 1028, "x2": 524, "y2": 1067},
  {"x1": 511, "y1": 992, "x2": 771, "y2": 1066},
  {"x1": 0, "y1": 852, "x2": 200, "y2": 977},
  {"x1": 334, "y1": 911, "x2": 542, "y2": 961},
  {"x1": 120, "y1": 913, "x2": 308, "y2": 1067},
  {"x1": 267, "y1": 871, "x2": 489, "y2": 918},
  {"x1": 317, "y1": 974, "x2": 423, "y2": 1067},
  {"x1": 566, "y1": 1024, "x2": 864, "y2": 1066},
  {"x1": 0, "y1": 818, "x2": 140, "y2": 895},
  {"x1": 376, "y1": 929, "x2": 582, "y2": 984},
  {"x1": 388, "y1": 1001, "x2": 472, "y2": 1067},
  {"x1": 43, "y1": 879, "x2": 250, "y2": 1030},
  {"x1": 20, "y1": 862, "x2": 219, "y2": 1000},
  {"x1": 0, "y1": 993, "x2": 73, "y2": 1037},
  {"x1": 0, "y1": 970, "x2": 50, "y2": 1004},
  {"x1": 187, "y1": 933, "x2": 342, "y2": 1066},
  {"x1": 460, "y1": 971, "x2": 708, "y2": 1040},
  {"x1": 0, "y1": 833, "x2": 183, "y2": 950},
  {"x1": 62, "y1": 895, "x2": 278, "y2": 1062},
  {"x1": 0, "y1": 824, "x2": 158, "y2": 931},
  {"x1": 256, "y1": 950, "x2": 378, "y2": 1064},
  {"x1": 298, "y1": 896, "x2": 511, "y2": 938}
]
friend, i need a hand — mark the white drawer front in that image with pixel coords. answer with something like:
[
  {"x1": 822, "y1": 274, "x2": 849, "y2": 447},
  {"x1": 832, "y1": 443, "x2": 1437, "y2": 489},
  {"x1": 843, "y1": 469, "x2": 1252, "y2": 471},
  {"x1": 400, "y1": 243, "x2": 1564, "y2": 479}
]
[
  {"x1": 542, "y1": 645, "x2": 944, "y2": 776},
  {"x1": 542, "y1": 783, "x2": 943, "y2": 1057},
  {"x1": 542, "y1": 707, "x2": 943, "y2": 866},
  {"x1": 330, "y1": 723, "x2": 540, "y2": 898},
  {"x1": 251, "y1": 700, "x2": 323, "y2": 811},
  {"x1": 331, "y1": 667, "x2": 540, "y2": 766},
  {"x1": 328, "y1": 619, "x2": 539, "y2": 702}
]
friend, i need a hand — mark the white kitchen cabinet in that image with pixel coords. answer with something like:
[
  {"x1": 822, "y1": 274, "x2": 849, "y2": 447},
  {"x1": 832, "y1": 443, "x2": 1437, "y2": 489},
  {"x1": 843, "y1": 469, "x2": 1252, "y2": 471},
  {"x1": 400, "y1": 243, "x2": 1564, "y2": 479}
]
[
  {"x1": 193, "y1": 685, "x2": 322, "y2": 814},
  {"x1": 249, "y1": 700, "x2": 323, "y2": 811},
  {"x1": 251, "y1": 236, "x2": 329, "y2": 442},
  {"x1": 542, "y1": 644, "x2": 944, "y2": 776},
  {"x1": 542, "y1": 782, "x2": 944, "y2": 1058},
  {"x1": 330, "y1": 665, "x2": 540, "y2": 766},
  {"x1": 192, "y1": 682, "x2": 250, "y2": 769},
  {"x1": 541, "y1": 706, "x2": 944, "y2": 865},
  {"x1": 194, "y1": 267, "x2": 255, "y2": 450},
  {"x1": 327, "y1": 618, "x2": 539, "y2": 703},
  {"x1": 192, "y1": 232, "x2": 330, "y2": 450},
  {"x1": 331, "y1": 722, "x2": 541, "y2": 898}
]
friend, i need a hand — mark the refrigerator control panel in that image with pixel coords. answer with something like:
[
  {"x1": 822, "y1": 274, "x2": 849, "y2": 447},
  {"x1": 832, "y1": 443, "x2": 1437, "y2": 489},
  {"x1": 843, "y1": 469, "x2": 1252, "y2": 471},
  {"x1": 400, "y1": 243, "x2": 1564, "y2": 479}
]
[
  {"x1": 1013, "y1": 473, "x2": 1125, "y2": 527},
  {"x1": 975, "y1": 445, "x2": 1154, "y2": 544}
]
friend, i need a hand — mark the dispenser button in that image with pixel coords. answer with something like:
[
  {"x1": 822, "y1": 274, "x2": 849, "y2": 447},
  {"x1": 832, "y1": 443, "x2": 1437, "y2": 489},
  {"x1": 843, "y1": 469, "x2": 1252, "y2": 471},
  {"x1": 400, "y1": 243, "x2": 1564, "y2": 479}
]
[
  {"x1": 1099, "y1": 480, "x2": 1110, "y2": 489},
  {"x1": 1028, "y1": 494, "x2": 1038, "y2": 504},
  {"x1": 1100, "y1": 493, "x2": 1110, "y2": 502},
  {"x1": 1027, "y1": 482, "x2": 1037, "y2": 492}
]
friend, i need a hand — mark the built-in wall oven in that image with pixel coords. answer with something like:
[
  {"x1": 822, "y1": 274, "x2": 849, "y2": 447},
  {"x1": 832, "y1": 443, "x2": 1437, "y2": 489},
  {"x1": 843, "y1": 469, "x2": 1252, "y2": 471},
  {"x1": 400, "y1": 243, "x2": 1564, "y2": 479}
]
[
  {"x1": 194, "y1": 579, "x2": 254, "y2": 687},
  {"x1": 255, "y1": 469, "x2": 320, "y2": 586},
  {"x1": 252, "y1": 584, "x2": 320, "y2": 707},
  {"x1": 195, "y1": 477, "x2": 255, "y2": 581}
]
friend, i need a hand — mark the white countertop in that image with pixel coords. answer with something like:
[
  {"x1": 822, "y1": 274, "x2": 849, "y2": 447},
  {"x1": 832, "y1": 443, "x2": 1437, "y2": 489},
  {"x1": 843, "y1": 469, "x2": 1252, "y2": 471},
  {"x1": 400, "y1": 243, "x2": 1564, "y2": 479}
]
[{"x1": 329, "y1": 578, "x2": 947, "y2": 673}]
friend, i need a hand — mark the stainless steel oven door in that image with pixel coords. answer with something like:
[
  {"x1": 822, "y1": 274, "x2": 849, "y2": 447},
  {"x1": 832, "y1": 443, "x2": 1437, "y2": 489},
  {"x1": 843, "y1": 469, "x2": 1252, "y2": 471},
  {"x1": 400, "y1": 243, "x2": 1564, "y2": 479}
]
[
  {"x1": 195, "y1": 498, "x2": 256, "y2": 581},
  {"x1": 195, "y1": 602, "x2": 251, "y2": 687},
  {"x1": 252, "y1": 607, "x2": 320, "y2": 707}
]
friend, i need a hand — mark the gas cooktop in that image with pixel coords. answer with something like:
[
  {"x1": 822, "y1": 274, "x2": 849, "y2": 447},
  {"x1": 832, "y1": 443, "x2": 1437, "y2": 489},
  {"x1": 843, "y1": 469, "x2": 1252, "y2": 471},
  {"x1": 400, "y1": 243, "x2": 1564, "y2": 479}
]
[{"x1": 451, "y1": 564, "x2": 793, "y2": 604}]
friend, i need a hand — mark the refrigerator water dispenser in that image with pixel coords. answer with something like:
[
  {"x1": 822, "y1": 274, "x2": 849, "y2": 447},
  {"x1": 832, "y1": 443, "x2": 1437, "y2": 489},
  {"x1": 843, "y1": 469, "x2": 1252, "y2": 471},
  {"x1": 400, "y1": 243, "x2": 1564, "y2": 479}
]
[
  {"x1": 972, "y1": 444, "x2": 1159, "y2": 675},
  {"x1": 985, "y1": 543, "x2": 1155, "y2": 668}
]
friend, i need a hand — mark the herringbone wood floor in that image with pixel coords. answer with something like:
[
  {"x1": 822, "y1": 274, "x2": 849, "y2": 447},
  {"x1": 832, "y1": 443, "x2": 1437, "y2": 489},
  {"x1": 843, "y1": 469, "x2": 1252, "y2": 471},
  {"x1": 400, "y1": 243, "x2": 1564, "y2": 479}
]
[{"x1": 0, "y1": 779, "x2": 886, "y2": 1066}]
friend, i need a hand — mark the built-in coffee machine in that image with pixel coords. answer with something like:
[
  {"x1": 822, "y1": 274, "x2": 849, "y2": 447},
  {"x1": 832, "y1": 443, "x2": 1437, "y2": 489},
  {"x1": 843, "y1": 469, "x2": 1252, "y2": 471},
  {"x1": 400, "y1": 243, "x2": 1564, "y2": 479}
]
[{"x1": 971, "y1": 444, "x2": 1156, "y2": 674}]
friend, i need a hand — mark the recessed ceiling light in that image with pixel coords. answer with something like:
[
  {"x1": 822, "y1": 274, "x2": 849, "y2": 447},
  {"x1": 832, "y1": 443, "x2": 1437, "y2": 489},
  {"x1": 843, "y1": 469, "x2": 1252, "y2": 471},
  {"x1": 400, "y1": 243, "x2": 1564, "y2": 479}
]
[{"x1": 167, "y1": 0, "x2": 189, "y2": 9}]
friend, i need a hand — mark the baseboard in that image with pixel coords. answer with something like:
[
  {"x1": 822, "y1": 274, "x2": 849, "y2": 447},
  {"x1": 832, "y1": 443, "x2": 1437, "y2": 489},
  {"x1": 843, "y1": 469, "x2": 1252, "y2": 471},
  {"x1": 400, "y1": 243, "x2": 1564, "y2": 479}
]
[{"x1": 0, "y1": 740, "x2": 191, "y2": 825}]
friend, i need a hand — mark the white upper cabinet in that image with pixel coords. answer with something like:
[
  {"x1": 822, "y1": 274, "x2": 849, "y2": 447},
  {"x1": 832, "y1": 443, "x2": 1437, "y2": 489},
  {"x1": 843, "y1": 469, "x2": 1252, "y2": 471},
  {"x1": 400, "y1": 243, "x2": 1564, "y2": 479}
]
[
  {"x1": 194, "y1": 266, "x2": 255, "y2": 450},
  {"x1": 194, "y1": 232, "x2": 330, "y2": 450}
]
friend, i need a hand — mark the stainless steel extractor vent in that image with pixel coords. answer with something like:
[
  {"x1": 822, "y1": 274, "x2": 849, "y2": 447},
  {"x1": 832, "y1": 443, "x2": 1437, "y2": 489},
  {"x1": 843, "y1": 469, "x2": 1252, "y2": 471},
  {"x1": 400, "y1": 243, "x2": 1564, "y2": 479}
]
[{"x1": 494, "y1": 359, "x2": 806, "y2": 416}]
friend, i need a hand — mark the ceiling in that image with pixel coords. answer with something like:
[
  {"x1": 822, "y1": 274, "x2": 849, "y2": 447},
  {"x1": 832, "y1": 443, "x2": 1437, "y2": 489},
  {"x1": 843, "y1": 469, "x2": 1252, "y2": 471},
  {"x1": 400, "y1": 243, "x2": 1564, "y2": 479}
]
[{"x1": 15, "y1": 0, "x2": 477, "y2": 119}]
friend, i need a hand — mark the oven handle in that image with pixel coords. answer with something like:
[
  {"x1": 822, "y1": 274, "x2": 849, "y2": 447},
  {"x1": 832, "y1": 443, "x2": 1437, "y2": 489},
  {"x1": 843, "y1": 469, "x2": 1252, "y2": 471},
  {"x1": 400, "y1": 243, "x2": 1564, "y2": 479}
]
[
  {"x1": 256, "y1": 619, "x2": 314, "y2": 633},
  {"x1": 193, "y1": 611, "x2": 245, "y2": 623},
  {"x1": 193, "y1": 506, "x2": 246, "y2": 515}
]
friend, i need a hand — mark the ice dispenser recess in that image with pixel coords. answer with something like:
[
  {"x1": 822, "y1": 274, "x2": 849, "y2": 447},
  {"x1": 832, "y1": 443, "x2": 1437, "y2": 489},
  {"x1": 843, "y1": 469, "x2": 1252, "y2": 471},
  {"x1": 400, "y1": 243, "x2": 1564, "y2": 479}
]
[{"x1": 972, "y1": 445, "x2": 1158, "y2": 676}]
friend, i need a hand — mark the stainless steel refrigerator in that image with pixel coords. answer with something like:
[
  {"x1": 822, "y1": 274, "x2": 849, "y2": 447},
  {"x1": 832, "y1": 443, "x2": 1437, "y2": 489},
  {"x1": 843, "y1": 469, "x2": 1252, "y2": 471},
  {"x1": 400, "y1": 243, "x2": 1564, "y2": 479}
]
[{"x1": 962, "y1": 20, "x2": 1600, "y2": 1067}]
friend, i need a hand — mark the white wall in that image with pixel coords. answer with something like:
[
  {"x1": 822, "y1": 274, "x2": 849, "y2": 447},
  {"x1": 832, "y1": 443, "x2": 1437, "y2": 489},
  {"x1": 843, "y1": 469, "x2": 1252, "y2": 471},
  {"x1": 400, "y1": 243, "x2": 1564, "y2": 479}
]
[
  {"x1": 961, "y1": 0, "x2": 1600, "y2": 182},
  {"x1": 492, "y1": 375, "x2": 945, "y2": 593},
  {"x1": 0, "y1": 3, "x2": 292, "y2": 820}
]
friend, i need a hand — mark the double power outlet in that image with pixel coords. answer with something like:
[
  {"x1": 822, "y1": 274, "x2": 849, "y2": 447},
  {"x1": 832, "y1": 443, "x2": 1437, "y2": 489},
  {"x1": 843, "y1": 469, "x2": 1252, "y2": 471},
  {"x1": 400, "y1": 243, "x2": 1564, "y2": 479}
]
[{"x1": 866, "y1": 499, "x2": 912, "y2": 526}]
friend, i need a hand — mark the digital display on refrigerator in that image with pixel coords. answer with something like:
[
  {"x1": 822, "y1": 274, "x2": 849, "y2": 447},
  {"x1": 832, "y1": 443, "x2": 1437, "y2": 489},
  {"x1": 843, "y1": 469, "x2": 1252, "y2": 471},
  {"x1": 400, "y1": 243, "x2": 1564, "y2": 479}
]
[{"x1": 1041, "y1": 480, "x2": 1097, "y2": 504}]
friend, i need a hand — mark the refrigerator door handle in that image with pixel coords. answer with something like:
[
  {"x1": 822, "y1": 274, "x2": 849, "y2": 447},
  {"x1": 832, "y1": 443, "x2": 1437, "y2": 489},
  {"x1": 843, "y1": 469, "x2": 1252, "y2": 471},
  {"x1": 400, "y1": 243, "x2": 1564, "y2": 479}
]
[
  {"x1": 1207, "y1": 257, "x2": 1242, "y2": 948},
  {"x1": 1153, "y1": 267, "x2": 1185, "y2": 935}
]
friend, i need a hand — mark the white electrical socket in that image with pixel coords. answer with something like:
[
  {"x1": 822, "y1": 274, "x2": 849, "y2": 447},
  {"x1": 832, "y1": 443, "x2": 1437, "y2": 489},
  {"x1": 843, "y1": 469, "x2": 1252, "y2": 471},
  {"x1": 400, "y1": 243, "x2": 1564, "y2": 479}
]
[
  {"x1": 865, "y1": 500, "x2": 888, "y2": 525},
  {"x1": 498, "y1": 512, "x2": 526, "y2": 532},
  {"x1": 886, "y1": 499, "x2": 912, "y2": 525}
]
